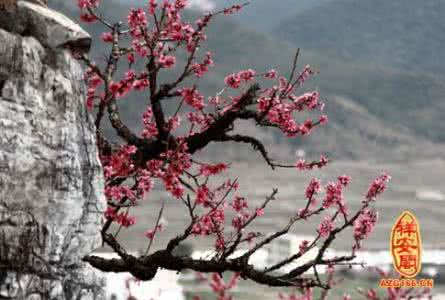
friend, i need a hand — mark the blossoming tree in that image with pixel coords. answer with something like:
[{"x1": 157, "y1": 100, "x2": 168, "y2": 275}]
[{"x1": 74, "y1": 0, "x2": 396, "y2": 297}]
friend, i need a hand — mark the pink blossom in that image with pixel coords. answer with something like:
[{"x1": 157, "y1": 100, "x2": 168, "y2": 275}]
[
  {"x1": 145, "y1": 224, "x2": 163, "y2": 240},
  {"x1": 101, "y1": 145, "x2": 136, "y2": 179},
  {"x1": 127, "y1": 8, "x2": 148, "y2": 37},
  {"x1": 231, "y1": 196, "x2": 248, "y2": 212},
  {"x1": 223, "y1": 4, "x2": 243, "y2": 15},
  {"x1": 224, "y1": 73, "x2": 241, "y2": 89},
  {"x1": 299, "y1": 119, "x2": 313, "y2": 135},
  {"x1": 132, "y1": 40, "x2": 149, "y2": 57},
  {"x1": 305, "y1": 178, "x2": 321, "y2": 199},
  {"x1": 109, "y1": 81, "x2": 132, "y2": 98},
  {"x1": 137, "y1": 170, "x2": 154, "y2": 193},
  {"x1": 366, "y1": 172, "x2": 391, "y2": 201},
  {"x1": 80, "y1": 13, "x2": 97, "y2": 23},
  {"x1": 264, "y1": 69, "x2": 277, "y2": 79},
  {"x1": 133, "y1": 78, "x2": 149, "y2": 90},
  {"x1": 180, "y1": 88, "x2": 205, "y2": 110},
  {"x1": 192, "y1": 52, "x2": 214, "y2": 77},
  {"x1": 323, "y1": 182, "x2": 343, "y2": 209},
  {"x1": 158, "y1": 54, "x2": 177, "y2": 68},
  {"x1": 231, "y1": 212, "x2": 250, "y2": 231},
  {"x1": 238, "y1": 69, "x2": 256, "y2": 81},
  {"x1": 319, "y1": 114, "x2": 328, "y2": 125},
  {"x1": 338, "y1": 175, "x2": 351, "y2": 187},
  {"x1": 166, "y1": 115, "x2": 181, "y2": 132},
  {"x1": 255, "y1": 208, "x2": 265, "y2": 217},
  {"x1": 196, "y1": 185, "x2": 211, "y2": 206},
  {"x1": 296, "y1": 159, "x2": 306, "y2": 171},
  {"x1": 298, "y1": 64, "x2": 315, "y2": 84},
  {"x1": 142, "y1": 107, "x2": 158, "y2": 138},
  {"x1": 199, "y1": 163, "x2": 228, "y2": 176},
  {"x1": 318, "y1": 216, "x2": 334, "y2": 238},
  {"x1": 88, "y1": 74, "x2": 102, "y2": 88},
  {"x1": 127, "y1": 53, "x2": 135, "y2": 64},
  {"x1": 104, "y1": 207, "x2": 117, "y2": 219},
  {"x1": 299, "y1": 240, "x2": 310, "y2": 254},
  {"x1": 353, "y1": 208, "x2": 378, "y2": 247},
  {"x1": 293, "y1": 92, "x2": 320, "y2": 110},
  {"x1": 192, "y1": 209, "x2": 225, "y2": 236},
  {"x1": 78, "y1": 0, "x2": 99, "y2": 9},
  {"x1": 318, "y1": 155, "x2": 329, "y2": 168},
  {"x1": 115, "y1": 212, "x2": 136, "y2": 227},
  {"x1": 101, "y1": 32, "x2": 113, "y2": 42},
  {"x1": 149, "y1": 0, "x2": 157, "y2": 15},
  {"x1": 85, "y1": 88, "x2": 95, "y2": 110}
]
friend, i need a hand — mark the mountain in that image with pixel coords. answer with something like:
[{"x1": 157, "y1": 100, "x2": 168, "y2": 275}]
[
  {"x1": 275, "y1": 0, "x2": 445, "y2": 74},
  {"x1": 49, "y1": 0, "x2": 445, "y2": 161},
  {"x1": 213, "y1": 0, "x2": 333, "y2": 32}
]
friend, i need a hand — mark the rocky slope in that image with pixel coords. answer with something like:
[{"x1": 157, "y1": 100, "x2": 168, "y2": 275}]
[{"x1": 0, "y1": 1, "x2": 106, "y2": 299}]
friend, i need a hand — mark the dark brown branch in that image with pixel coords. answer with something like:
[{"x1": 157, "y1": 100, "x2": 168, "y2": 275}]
[
  {"x1": 136, "y1": 84, "x2": 260, "y2": 164},
  {"x1": 185, "y1": 84, "x2": 260, "y2": 153},
  {"x1": 215, "y1": 134, "x2": 275, "y2": 169},
  {"x1": 83, "y1": 250, "x2": 321, "y2": 288}
]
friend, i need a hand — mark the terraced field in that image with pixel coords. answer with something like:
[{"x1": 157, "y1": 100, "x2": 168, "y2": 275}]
[{"x1": 103, "y1": 158, "x2": 445, "y2": 253}]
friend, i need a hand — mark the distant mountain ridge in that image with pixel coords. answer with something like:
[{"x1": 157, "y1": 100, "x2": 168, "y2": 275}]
[
  {"x1": 213, "y1": 0, "x2": 333, "y2": 32},
  {"x1": 50, "y1": 0, "x2": 445, "y2": 161},
  {"x1": 275, "y1": 0, "x2": 445, "y2": 73}
]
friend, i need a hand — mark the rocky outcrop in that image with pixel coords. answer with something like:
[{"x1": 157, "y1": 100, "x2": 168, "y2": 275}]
[{"x1": 0, "y1": 1, "x2": 106, "y2": 299}]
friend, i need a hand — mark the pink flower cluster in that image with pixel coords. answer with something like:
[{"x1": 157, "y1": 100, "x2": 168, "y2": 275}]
[
  {"x1": 291, "y1": 91, "x2": 322, "y2": 111},
  {"x1": 199, "y1": 163, "x2": 228, "y2": 176},
  {"x1": 127, "y1": 8, "x2": 148, "y2": 38},
  {"x1": 192, "y1": 52, "x2": 214, "y2": 77},
  {"x1": 193, "y1": 273, "x2": 240, "y2": 300},
  {"x1": 298, "y1": 178, "x2": 321, "y2": 217},
  {"x1": 323, "y1": 181, "x2": 348, "y2": 215},
  {"x1": 196, "y1": 185, "x2": 213, "y2": 207},
  {"x1": 192, "y1": 209, "x2": 225, "y2": 236},
  {"x1": 77, "y1": 0, "x2": 99, "y2": 9},
  {"x1": 145, "y1": 223, "x2": 164, "y2": 240},
  {"x1": 224, "y1": 69, "x2": 256, "y2": 89},
  {"x1": 299, "y1": 240, "x2": 310, "y2": 254},
  {"x1": 142, "y1": 107, "x2": 159, "y2": 138},
  {"x1": 109, "y1": 70, "x2": 150, "y2": 98},
  {"x1": 180, "y1": 88, "x2": 206, "y2": 110},
  {"x1": 102, "y1": 145, "x2": 137, "y2": 179},
  {"x1": 158, "y1": 54, "x2": 177, "y2": 68},
  {"x1": 295, "y1": 155, "x2": 329, "y2": 171},
  {"x1": 157, "y1": 141, "x2": 192, "y2": 198},
  {"x1": 353, "y1": 208, "x2": 378, "y2": 248},
  {"x1": 366, "y1": 172, "x2": 391, "y2": 201},
  {"x1": 318, "y1": 216, "x2": 335, "y2": 238},
  {"x1": 105, "y1": 208, "x2": 136, "y2": 228},
  {"x1": 83, "y1": 68, "x2": 103, "y2": 110}
]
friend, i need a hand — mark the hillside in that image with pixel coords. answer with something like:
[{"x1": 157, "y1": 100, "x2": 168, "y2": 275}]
[
  {"x1": 50, "y1": 0, "x2": 445, "y2": 161},
  {"x1": 213, "y1": 0, "x2": 333, "y2": 32},
  {"x1": 275, "y1": 0, "x2": 445, "y2": 74}
]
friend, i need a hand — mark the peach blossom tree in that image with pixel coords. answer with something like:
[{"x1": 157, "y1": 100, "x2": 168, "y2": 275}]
[{"x1": 71, "y1": 0, "x2": 410, "y2": 299}]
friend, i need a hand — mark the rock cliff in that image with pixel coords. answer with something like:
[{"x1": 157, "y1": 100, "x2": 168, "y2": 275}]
[{"x1": 0, "y1": 1, "x2": 106, "y2": 299}]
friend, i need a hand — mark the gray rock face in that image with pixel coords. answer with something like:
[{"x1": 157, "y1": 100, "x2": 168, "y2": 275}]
[{"x1": 0, "y1": 1, "x2": 106, "y2": 299}]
